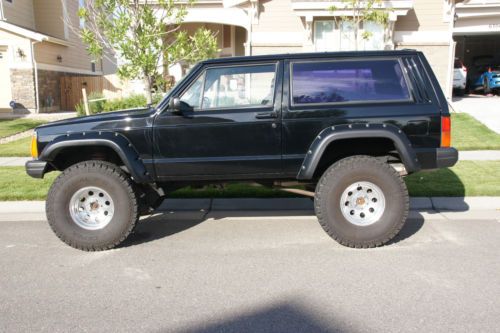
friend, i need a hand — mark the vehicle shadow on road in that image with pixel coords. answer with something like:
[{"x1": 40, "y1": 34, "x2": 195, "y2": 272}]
[
  {"x1": 121, "y1": 208, "x2": 428, "y2": 249},
  {"x1": 168, "y1": 300, "x2": 350, "y2": 333}
]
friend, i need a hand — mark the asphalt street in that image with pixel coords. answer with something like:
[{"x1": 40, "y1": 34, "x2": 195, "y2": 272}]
[{"x1": 1, "y1": 210, "x2": 500, "y2": 332}]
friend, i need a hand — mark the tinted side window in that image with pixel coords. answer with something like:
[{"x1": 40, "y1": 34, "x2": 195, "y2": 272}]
[{"x1": 291, "y1": 59, "x2": 410, "y2": 105}]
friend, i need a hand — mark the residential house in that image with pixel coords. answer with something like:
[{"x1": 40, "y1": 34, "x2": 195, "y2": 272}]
[{"x1": 0, "y1": 0, "x2": 115, "y2": 113}]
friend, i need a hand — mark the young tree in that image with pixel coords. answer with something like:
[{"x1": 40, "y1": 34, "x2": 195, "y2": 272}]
[
  {"x1": 329, "y1": 0, "x2": 391, "y2": 51},
  {"x1": 73, "y1": 0, "x2": 219, "y2": 103}
]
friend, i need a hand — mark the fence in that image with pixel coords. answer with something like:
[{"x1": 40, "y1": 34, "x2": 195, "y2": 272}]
[{"x1": 60, "y1": 76, "x2": 118, "y2": 111}]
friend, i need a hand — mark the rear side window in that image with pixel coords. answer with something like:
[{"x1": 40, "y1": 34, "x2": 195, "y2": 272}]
[{"x1": 291, "y1": 59, "x2": 411, "y2": 105}]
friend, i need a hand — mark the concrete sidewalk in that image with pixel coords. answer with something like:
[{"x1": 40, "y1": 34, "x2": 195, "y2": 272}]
[
  {"x1": 0, "y1": 157, "x2": 31, "y2": 166},
  {"x1": 1, "y1": 151, "x2": 499, "y2": 167},
  {"x1": 1, "y1": 197, "x2": 499, "y2": 222},
  {"x1": 452, "y1": 96, "x2": 500, "y2": 133}
]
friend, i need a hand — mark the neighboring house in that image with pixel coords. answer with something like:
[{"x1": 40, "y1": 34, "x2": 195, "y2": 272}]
[
  {"x1": 170, "y1": 0, "x2": 500, "y2": 98},
  {"x1": 0, "y1": 0, "x2": 116, "y2": 113}
]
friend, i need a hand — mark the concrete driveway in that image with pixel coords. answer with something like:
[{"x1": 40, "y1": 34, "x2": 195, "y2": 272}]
[
  {"x1": 1, "y1": 208, "x2": 500, "y2": 332},
  {"x1": 452, "y1": 95, "x2": 500, "y2": 133}
]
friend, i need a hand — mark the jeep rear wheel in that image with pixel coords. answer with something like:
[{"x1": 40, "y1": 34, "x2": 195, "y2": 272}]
[
  {"x1": 315, "y1": 156, "x2": 409, "y2": 248},
  {"x1": 46, "y1": 161, "x2": 139, "y2": 251}
]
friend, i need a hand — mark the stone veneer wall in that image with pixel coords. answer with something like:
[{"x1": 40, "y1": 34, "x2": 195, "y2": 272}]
[{"x1": 10, "y1": 68, "x2": 37, "y2": 112}]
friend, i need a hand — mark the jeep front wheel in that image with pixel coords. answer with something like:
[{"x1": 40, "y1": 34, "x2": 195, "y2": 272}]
[
  {"x1": 46, "y1": 161, "x2": 139, "y2": 251},
  {"x1": 315, "y1": 156, "x2": 409, "y2": 248}
]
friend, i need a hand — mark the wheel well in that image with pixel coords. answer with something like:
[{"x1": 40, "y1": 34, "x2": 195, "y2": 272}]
[
  {"x1": 50, "y1": 146, "x2": 124, "y2": 171},
  {"x1": 313, "y1": 137, "x2": 400, "y2": 178}
]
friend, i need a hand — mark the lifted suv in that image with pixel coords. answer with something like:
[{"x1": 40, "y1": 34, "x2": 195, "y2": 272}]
[{"x1": 26, "y1": 50, "x2": 458, "y2": 251}]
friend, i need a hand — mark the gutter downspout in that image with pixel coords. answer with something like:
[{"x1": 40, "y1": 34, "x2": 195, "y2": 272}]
[
  {"x1": 445, "y1": 1, "x2": 457, "y2": 100},
  {"x1": 31, "y1": 41, "x2": 40, "y2": 114},
  {"x1": 0, "y1": 0, "x2": 5, "y2": 20}
]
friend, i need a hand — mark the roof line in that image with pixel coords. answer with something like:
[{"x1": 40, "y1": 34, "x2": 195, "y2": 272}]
[
  {"x1": 201, "y1": 50, "x2": 419, "y2": 64},
  {"x1": 0, "y1": 21, "x2": 69, "y2": 46}
]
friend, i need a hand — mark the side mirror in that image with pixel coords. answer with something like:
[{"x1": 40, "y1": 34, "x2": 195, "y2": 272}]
[{"x1": 169, "y1": 97, "x2": 193, "y2": 114}]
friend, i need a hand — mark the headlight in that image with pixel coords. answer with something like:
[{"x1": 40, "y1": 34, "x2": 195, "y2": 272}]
[{"x1": 30, "y1": 132, "x2": 38, "y2": 159}]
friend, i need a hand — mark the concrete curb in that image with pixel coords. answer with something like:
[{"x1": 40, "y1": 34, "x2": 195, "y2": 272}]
[{"x1": 0, "y1": 197, "x2": 498, "y2": 214}]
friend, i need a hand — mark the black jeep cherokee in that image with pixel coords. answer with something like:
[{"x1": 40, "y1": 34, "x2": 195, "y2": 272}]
[{"x1": 26, "y1": 50, "x2": 458, "y2": 251}]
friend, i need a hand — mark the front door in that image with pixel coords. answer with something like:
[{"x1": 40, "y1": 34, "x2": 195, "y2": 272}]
[{"x1": 153, "y1": 61, "x2": 283, "y2": 180}]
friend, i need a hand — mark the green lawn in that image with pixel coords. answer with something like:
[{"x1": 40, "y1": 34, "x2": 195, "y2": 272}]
[
  {"x1": 0, "y1": 119, "x2": 46, "y2": 138},
  {"x1": 405, "y1": 161, "x2": 500, "y2": 197},
  {"x1": 0, "y1": 137, "x2": 31, "y2": 157},
  {"x1": 0, "y1": 161, "x2": 498, "y2": 200},
  {"x1": 451, "y1": 113, "x2": 500, "y2": 150},
  {"x1": 0, "y1": 167, "x2": 59, "y2": 200}
]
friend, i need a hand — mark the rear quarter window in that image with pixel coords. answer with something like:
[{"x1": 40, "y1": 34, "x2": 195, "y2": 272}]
[{"x1": 291, "y1": 59, "x2": 411, "y2": 105}]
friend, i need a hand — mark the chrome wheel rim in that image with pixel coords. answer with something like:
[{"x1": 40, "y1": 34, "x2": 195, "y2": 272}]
[
  {"x1": 340, "y1": 181, "x2": 385, "y2": 226},
  {"x1": 69, "y1": 186, "x2": 114, "y2": 230}
]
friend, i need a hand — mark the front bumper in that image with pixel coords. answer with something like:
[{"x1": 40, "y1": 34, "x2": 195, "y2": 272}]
[
  {"x1": 25, "y1": 160, "x2": 48, "y2": 179},
  {"x1": 415, "y1": 147, "x2": 458, "y2": 170}
]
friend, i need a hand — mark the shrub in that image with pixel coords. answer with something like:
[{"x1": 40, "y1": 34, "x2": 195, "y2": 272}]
[
  {"x1": 102, "y1": 94, "x2": 147, "y2": 112},
  {"x1": 76, "y1": 93, "x2": 165, "y2": 117},
  {"x1": 75, "y1": 92, "x2": 105, "y2": 117}
]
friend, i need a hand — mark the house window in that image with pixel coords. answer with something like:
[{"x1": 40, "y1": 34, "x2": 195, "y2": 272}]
[
  {"x1": 91, "y1": 61, "x2": 96, "y2": 72},
  {"x1": 363, "y1": 21, "x2": 385, "y2": 50},
  {"x1": 291, "y1": 59, "x2": 411, "y2": 105},
  {"x1": 314, "y1": 20, "x2": 385, "y2": 51},
  {"x1": 79, "y1": 0, "x2": 85, "y2": 29},
  {"x1": 314, "y1": 21, "x2": 336, "y2": 52},
  {"x1": 339, "y1": 21, "x2": 356, "y2": 51}
]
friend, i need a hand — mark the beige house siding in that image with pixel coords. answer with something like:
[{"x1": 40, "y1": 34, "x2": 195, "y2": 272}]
[
  {"x1": 252, "y1": 0, "x2": 303, "y2": 34},
  {"x1": 33, "y1": 0, "x2": 65, "y2": 39},
  {"x1": 2, "y1": 0, "x2": 35, "y2": 30},
  {"x1": 395, "y1": 0, "x2": 448, "y2": 32},
  {"x1": 34, "y1": 0, "x2": 101, "y2": 73}
]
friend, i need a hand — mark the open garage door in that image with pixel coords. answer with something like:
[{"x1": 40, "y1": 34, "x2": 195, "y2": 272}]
[
  {"x1": 453, "y1": 2, "x2": 500, "y2": 96},
  {"x1": 454, "y1": 35, "x2": 500, "y2": 95}
]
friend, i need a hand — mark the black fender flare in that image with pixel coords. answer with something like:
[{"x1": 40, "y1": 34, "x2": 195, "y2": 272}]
[
  {"x1": 297, "y1": 123, "x2": 421, "y2": 180},
  {"x1": 40, "y1": 131, "x2": 152, "y2": 183}
]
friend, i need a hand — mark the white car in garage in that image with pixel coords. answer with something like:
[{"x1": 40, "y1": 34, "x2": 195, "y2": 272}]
[{"x1": 453, "y1": 58, "x2": 467, "y2": 96}]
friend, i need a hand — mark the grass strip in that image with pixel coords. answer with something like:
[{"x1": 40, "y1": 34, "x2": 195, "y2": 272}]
[
  {"x1": 0, "y1": 137, "x2": 32, "y2": 157},
  {"x1": 0, "y1": 119, "x2": 46, "y2": 138},
  {"x1": 0, "y1": 161, "x2": 498, "y2": 201},
  {"x1": 451, "y1": 113, "x2": 500, "y2": 151}
]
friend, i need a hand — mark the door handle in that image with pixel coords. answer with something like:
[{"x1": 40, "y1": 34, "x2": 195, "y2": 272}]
[{"x1": 255, "y1": 111, "x2": 277, "y2": 119}]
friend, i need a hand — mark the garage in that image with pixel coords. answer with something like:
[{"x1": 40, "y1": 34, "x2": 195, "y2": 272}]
[{"x1": 452, "y1": 1, "x2": 500, "y2": 96}]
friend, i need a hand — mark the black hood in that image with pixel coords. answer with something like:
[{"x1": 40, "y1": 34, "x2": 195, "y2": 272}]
[{"x1": 36, "y1": 107, "x2": 156, "y2": 136}]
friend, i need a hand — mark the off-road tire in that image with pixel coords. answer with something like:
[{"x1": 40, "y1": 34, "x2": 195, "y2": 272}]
[
  {"x1": 46, "y1": 160, "x2": 139, "y2": 251},
  {"x1": 315, "y1": 156, "x2": 409, "y2": 248}
]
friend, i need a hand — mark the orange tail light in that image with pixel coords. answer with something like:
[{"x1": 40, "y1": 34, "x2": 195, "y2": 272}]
[{"x1": 441, "y1": 116, "x2": 451, "y2": 148}]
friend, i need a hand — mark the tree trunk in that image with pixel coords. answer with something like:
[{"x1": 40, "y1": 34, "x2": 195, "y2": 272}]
[{"x1": 145, "y1": 77, "x2": 153, "y2": 105}]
